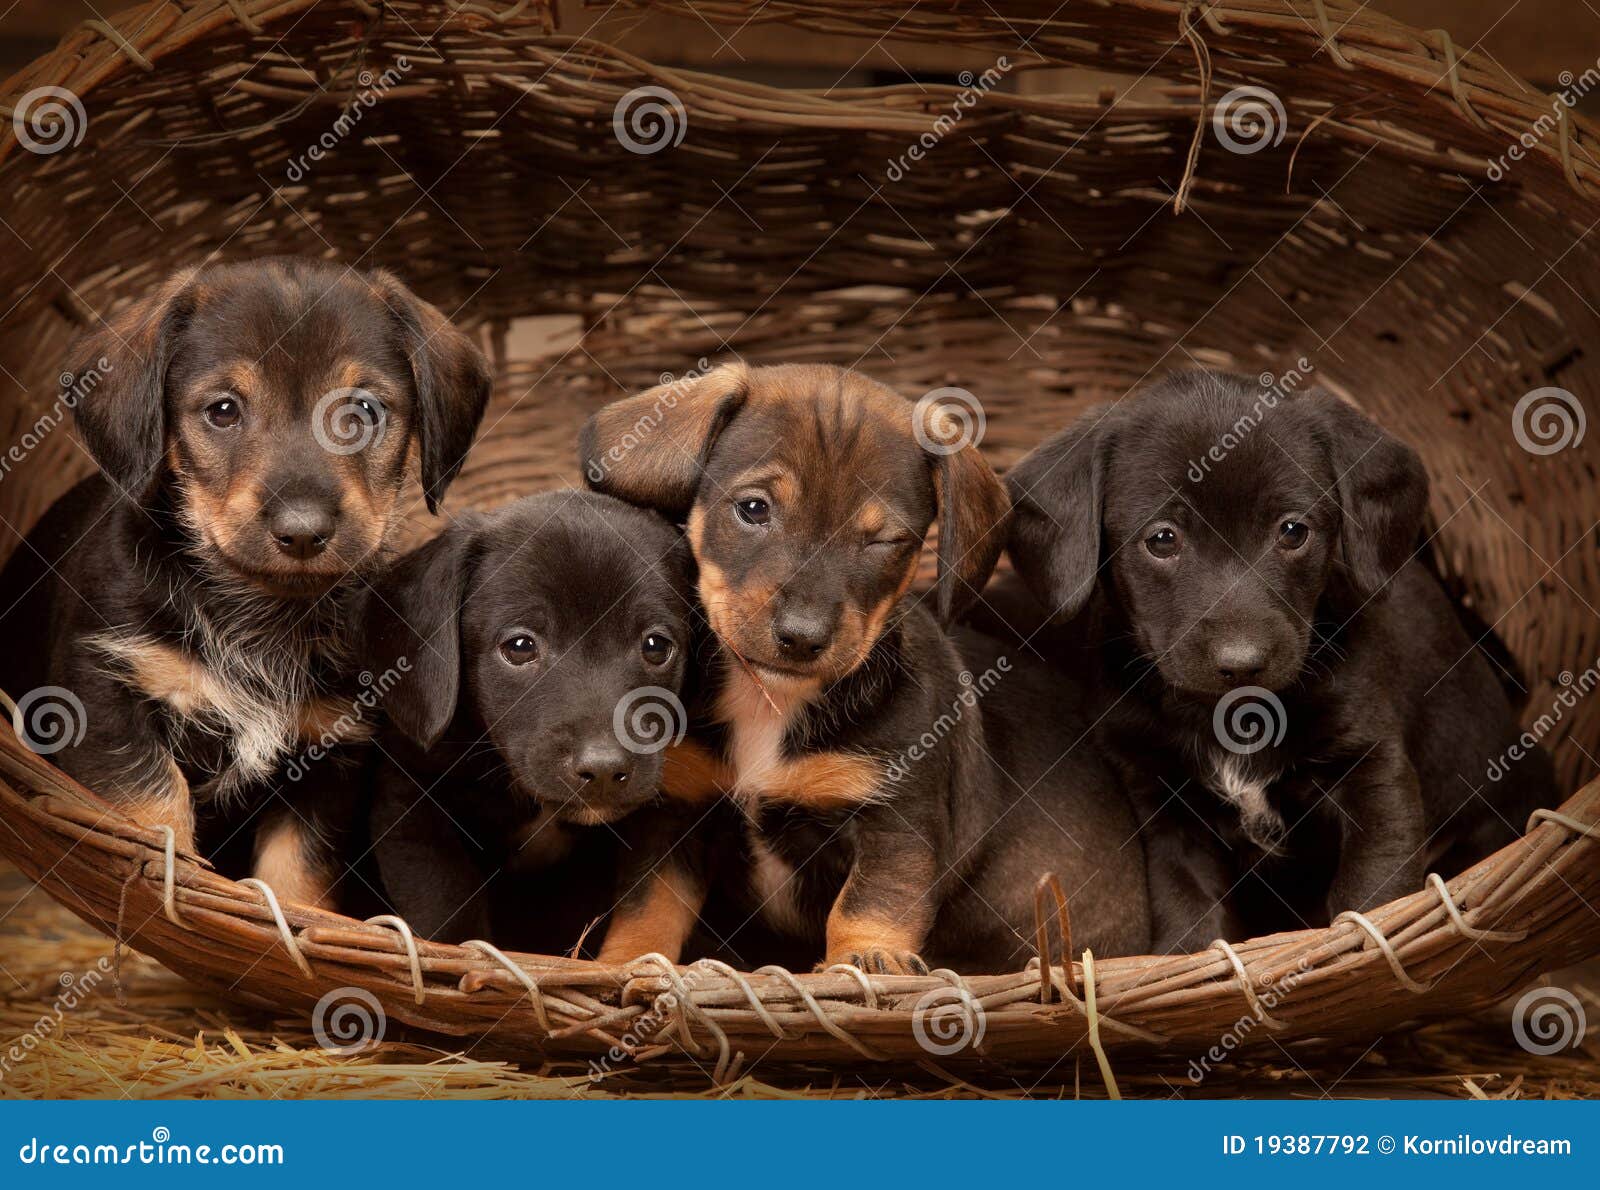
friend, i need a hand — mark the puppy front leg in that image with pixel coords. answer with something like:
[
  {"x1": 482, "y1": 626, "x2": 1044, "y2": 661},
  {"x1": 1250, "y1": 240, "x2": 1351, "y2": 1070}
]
[
  {"x1": 598, "y1": 856, "x2": 707, "y2": 965},
  {"x1": 823, "y1": 823, "x2": 939, "y2": 975},
  {"x1": 1327, "y1": 750, "x2": 1425, "y2": 916},
  {"x1": 370, "y1": 768, "x2": 493, "y2": 943},
  {"x1": 1144, "y1": 820, "x2": 1237, "y2": 954}
]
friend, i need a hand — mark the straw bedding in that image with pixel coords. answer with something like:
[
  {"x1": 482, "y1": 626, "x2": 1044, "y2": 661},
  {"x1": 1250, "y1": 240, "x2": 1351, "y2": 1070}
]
[{"x1": 0, "y1": 0, "x2": 1597, "y2": 1089}]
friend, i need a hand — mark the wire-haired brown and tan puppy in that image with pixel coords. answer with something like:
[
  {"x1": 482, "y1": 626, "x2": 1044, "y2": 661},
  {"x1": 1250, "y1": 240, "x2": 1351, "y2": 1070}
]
[
  {"x1": 0, "y1": 257, "x2": 491, "y2": 907},
  {"x1": 582, "y1": 362, "x2": 1149, "y2": 974}
]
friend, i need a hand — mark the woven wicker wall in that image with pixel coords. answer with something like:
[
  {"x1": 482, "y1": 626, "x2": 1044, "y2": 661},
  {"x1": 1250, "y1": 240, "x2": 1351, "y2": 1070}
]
[{"x1": 0, "y1": 0, "x2": 1595, "y2": 790}]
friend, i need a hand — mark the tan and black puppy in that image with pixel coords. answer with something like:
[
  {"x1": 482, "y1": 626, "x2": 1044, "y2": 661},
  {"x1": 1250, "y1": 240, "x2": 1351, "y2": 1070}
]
[
  {"x1": 0, "y1": 257, "x2": 491, "y2": 906},
  {"x1": 583, "y1": 362, "x2": 1149, "y2": 973}
]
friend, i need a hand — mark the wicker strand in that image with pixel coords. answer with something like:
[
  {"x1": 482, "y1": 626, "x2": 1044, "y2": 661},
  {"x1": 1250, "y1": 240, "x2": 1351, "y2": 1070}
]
[
  {"x1": 824, "y1": 962, "x2": 881, "y2": 1010},
  {"x1": 461, "y1": 940, "x2": 553, "y2": 1032},
  {"x1": 365, "y1": 915, "x2": 426, "y2": 1006},
  {"x1": 1333, "y1": 909, "x2": 1433, "y2": 993},
  {"x1": 81, "y1": 18, "x2": 155, "y2": 71},
  {"x1": 1432, "y1": 29, "x2": 1490, "y2": 131},
  {"x1": 1209, "y1": 937, "x2": 1287, "y2": 1029},
  {"x1": 1198, "y1": 0, "x2": 1232, "y2": 35},
  {"x1": 1530, "y1": 807, "x2": 1600, "y2": 840},
  {"x1": 220, "y1": 0, "x2": 264, "y2": 35},
  {"x1": 1309, "y1": 0, "x2": 1356, "y2": 70},
  {"x1": 1426, "y1": 873, "x2": 1526, "y2": 944},
  {"x1": 236, "y1": 878, "x2": 314, "y2": 978},
  {"x1": 630, "y1": 954, "x2": 736, "y2": 1081},
  {"x1": 693, "y1": 959, "x2": 790, "y2": 1039},
  {"x1": 754, "y1": 964, "x2": 889, "y2": 1061},
  {"x1": 1082, "y1": 949, "x2": 1120, "y2": 1100},
  {"x1": 157, "y1": 826, "x2": 182, "y2": 927}
]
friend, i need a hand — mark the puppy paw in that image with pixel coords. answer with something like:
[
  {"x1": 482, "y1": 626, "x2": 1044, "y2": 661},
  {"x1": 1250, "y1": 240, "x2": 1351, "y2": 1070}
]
[{"x1": 821, "y1": 948, "x2": 930, "y2": 976}]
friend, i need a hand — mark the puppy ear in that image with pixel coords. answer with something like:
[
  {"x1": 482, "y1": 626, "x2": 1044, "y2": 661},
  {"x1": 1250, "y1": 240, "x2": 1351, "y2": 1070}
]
[
  {"x1": 579, "y1": 363, "x2": 750, "y2": 519},
  {"x1": 366, "y1": 524, "x2": 476, "y2": 750},
  {"x1": 370, "y1": 271, "x2": 492, "y2": 515},
  {"x1": 1004, "y1": 409, "x2": 1110, "y2": 623},
  {"x1": 1312, "y1": 393, "x2": 1428, "y2": 601},
  {"x1": 919, "y1": 404, "x2": 1010, "y2": 625},
  {"x1": 70, "y1": 266, "x2": 201, "y2": 496}
]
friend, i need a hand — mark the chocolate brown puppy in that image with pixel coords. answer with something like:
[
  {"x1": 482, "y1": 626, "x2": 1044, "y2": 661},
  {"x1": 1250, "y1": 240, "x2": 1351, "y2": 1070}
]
[
  {"x1": 1004, "y1": 369, "x2": 1558, "y2": 952},
  {"x1": 0, "y1": 258, "x2": 490, "y2": 906},
  {"x1": 582, "y1": 362, "x2": 1149, "y2": 973}
]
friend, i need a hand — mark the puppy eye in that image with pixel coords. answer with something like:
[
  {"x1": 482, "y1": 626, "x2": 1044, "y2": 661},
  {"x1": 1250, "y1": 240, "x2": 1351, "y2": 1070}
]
[
  {"x1": 499, "y1": 634, "x2": 539, "y2": 666},
  {"x1": 1278, "y1": 519, "x2": 1310, "y2": 550},
  {"x1": 203, "y1": 397, "x2": 242, "y2": 430},
  {"x1": 353, "y1": 394, "x2": 386, "y2": 426},
  {"x1": 735, "y1": 497, "x2": 771, "y2": 526},
  {"x1": 1144, "y1": 526, "x2": 1182, "y2": 560},
  {"x1": 641, "y1": 632, "x2": 676, "y2": 666}
]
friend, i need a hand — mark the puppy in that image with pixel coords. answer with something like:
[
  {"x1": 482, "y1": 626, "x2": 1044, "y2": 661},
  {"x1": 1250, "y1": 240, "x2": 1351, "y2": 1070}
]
[
  {"x1": 1004, "y1": 369, "x2": 1558, "y2": 952},
  {"x1": 0, "y1": 258, "x2": 490, "y2": 906},
  {"x1": 357, "y1": 490, "x2": 707, "y2": 950},
  {"x1": 583, "y1": 362, "x2": 1149, "y2": 973}
]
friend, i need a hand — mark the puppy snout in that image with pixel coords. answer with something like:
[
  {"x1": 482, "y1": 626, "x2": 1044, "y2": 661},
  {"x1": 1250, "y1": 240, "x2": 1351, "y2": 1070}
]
[
  {"x1": 566, "y1": 739, "x2": 634, "y2": 799},
  {"x1": 1212, "y1": 638, "x2": 1268, "y2": 686},
  {"x1": 266, "y1": 499, "x2": 337, "y2": 560},
  {"x1": 772, "y1": 604, "x2": 837, "y2": 660}
]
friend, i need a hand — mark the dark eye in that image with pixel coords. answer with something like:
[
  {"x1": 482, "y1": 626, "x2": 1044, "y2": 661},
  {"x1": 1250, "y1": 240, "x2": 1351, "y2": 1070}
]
[
  {"x1": 1278, "y1": 519, "x2": 1310, "y2": 550},
  {"x1": 1144, "y1": 526, "x2": 1181, "y2": 560},
  {"x1": 500, "y1": 634, "x2": 538, "y2": 666},
  {"x1": 354, "y1": 394, "x2": 385, "y2": 426},
  {"x1": 641, "y1": 632, "x2": 675, "y2": 666},
  {"x1": 203, "y1": 397, "x2": 242, "y2": 429},
  {"x1": 735, "y1": 497, "x2": 771, "y2": 526}
]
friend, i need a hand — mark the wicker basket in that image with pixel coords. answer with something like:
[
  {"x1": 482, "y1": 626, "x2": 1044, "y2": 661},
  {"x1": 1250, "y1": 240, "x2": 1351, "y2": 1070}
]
[{"x1": 0, "y1": 0, "x2": 1597, "y2": 1081}]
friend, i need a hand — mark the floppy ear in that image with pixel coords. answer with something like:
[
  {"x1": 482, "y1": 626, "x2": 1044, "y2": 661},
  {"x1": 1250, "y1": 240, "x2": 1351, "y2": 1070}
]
[
  {"x1": 70, "y1": 266, "x2": 201, "y2": 496},
  {"x1": 370, "y1": 271, "x2": 493, "y2": 515},
  {"x1": 365, "y1": 524, "x2": 476, "y2": 750},
  {"x1": 1003, "y1": 408, "x2": 1110, "y2": 623},
  {"x1": 918, "y1": 403, "x2": 1010, "y2": 625},
  {"x1": 1311, "y1": 392, "x2": 1429, "y2": 602},
  {"x1": 579, "y1": 363, "x2": 750, "y2": 519}
]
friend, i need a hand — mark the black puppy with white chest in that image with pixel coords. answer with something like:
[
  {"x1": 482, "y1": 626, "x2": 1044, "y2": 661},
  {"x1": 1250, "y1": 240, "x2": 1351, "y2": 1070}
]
[
  {"x1": 359, "y1": 490, "x2": 702, "y2": 949},
  {"x1": 1004, "y1": 369, "x2": 1557, "y2": 952}
]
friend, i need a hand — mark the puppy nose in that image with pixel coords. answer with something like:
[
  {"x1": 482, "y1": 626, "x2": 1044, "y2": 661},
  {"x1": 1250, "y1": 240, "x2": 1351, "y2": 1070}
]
[
  {"x1": 1213, "y1": 640, "x2": 1267, "y2": 685},
  {"x1": 267, "y1": 501, "x2": 336, "y2": 560},
  {"x1": 567, "y1": 740, "x2": 634, "y2": 798},
  {"x1": 773, "y1": 607, "x2": 835, "y2": 659}
]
